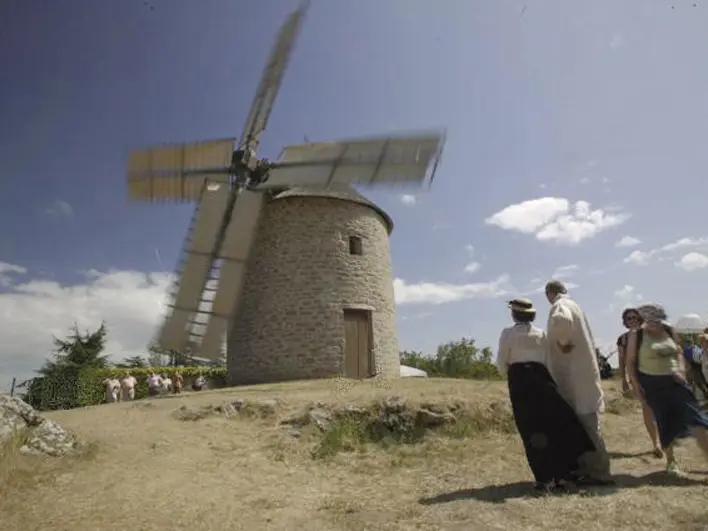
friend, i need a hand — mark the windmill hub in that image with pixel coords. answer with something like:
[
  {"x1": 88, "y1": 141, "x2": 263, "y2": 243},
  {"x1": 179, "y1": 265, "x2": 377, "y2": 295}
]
[
  {"x1": 229, "y1": 149, "x2": 272, "y2": 189},
  {"x1": 124, "y1": 1, "x2": 446, "y2": 384}
]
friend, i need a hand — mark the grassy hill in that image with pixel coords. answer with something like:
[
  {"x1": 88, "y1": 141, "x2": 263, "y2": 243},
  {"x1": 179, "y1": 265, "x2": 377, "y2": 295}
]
[{"x1": 2, "y1": 378, "x2": 707, "y2": 531}]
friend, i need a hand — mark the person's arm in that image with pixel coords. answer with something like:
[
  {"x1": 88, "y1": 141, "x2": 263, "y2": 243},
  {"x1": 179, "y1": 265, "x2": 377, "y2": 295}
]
[
  {"x1": 496, "y1": 329, "x2": 510, "y2": 377},
  {"x1": 549, "y1": 303, "x2": 574, "y2": 353},
  {"x1": 617, "y1": 334, "x2": 630, "y2": 391},
  {"x1": 670, "y1": 330, "x2": 687, "y2": 382},
  {"x1": 625, "y1": 330, "x2": 643, "y2": 398},
  {"x1": 617, "y1": 343, "x2": 630, "y2": 391}
]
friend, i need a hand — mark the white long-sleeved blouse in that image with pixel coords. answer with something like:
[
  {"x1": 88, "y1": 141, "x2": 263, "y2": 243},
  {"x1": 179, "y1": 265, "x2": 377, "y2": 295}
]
[{"x1": 496, "y1": 323, "x2": 551, "y2": 377}]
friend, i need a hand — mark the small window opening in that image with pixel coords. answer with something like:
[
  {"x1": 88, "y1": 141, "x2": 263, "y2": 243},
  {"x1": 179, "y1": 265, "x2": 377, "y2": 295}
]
[{"x1": 349, "y1": 236, "x2": 363, "y2": 255}]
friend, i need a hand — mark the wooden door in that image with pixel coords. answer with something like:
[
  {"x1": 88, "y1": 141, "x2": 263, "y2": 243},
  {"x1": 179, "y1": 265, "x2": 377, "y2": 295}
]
[{"x1": 343, "y1": 309, "x2": 372, "y2": 379}]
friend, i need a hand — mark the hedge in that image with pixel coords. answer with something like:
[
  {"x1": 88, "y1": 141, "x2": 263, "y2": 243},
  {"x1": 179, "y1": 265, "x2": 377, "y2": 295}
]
[{"x1": 23, "y1": 366, "x2": 228, "y2": 411}]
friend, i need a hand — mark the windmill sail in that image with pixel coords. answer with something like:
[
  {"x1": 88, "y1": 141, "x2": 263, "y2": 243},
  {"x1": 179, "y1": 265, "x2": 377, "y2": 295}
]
[
  {"x1": 198, "y1": 190, "x2": 266, "y2": 356},
  {"x1": 261, "y1": 132, "x2": 445, "y2": 190},
  {"x1": 236, "y1": 1, "x2": 309, "y2": 153},
  {"x1": 158, "y1": 182, "x2": 233, "y2": 352},
  {"x1": 157, "y1": 184, "x2": 265, "y2": 358},
  {"x1": 127, "y1": 138, "x2": 235, "y2": 202}
]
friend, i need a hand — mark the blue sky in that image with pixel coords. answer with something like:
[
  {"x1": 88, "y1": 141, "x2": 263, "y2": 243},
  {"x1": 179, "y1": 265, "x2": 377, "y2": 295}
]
[{"x1": 2, "y1": 0, "x2": 708, "y2": 389}]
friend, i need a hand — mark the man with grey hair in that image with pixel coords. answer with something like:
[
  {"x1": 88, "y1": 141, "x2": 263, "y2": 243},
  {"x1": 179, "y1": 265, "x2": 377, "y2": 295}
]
[{"x1": 544, "y1": 279, "x2": 613, "y2": 486}]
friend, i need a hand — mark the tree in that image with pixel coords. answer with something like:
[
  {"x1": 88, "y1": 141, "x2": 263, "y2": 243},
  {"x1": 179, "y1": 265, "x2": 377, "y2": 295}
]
[
  {"x1": 28, "y1": 322, "x2": 110, "y2": 410},
  {"x1": 399, "y1": 338, "x2": 500, "y2": 380},
  {"x1": 38, "y1": 322, "x2": 109, "y2": 376}
]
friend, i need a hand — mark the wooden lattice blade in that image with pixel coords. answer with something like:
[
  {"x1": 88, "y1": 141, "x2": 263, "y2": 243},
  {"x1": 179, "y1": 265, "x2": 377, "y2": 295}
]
[
  {"x1": 260, "y1": 131, "x2": 446, "y2": 190},
  {"x1": 198, "y1": 190, "x2": 266, "y2": 358},
  {"x1": 157, "y1": 183, "x2": 233, "y2": 352},
  {"x1": 236, "y1": 1, "x2": 309, "y2": 153},
  {"x1": 127, "y1": 138, "x2": 235, "y2": 202}
]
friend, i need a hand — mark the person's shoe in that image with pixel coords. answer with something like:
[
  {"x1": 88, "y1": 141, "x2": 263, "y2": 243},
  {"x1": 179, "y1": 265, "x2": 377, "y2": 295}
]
[
  {"x1": 666, "y1": 461, "x2": 684, "y2": 476},
  {"x1": 532, "y1": 480, "x2": 569, "y2": 495}
]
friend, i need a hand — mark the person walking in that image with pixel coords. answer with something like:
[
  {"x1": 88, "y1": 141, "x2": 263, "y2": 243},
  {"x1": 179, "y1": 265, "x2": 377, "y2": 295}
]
[
  {"x1": 617, "y1": 308, "x2": 663, "y2": 458},
  {"x1": 121, "y1": 372, "x2": 137, "y2": 401},
  {"x1": 497, "y1": 298, "x2": 596, "y2": 494},
  {"x1": 544, "y1": 280, "x2": 613, "y2": 486},
  {"x1": 626, "y1": 303, "x2": 708, "y2": 475},
  {"x1": 680, "y1": 335, "x2": 708, "y2": 400}
]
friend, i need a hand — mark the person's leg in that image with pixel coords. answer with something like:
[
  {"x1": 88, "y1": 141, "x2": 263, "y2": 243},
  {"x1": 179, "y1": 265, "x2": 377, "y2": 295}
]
[
  {"x1": 576, "y1": 412, "x2": 613, "y2": 483},
  {"x1": 663, "y1": 444, "x2": 679, "y2": 472},
  {"x1": 692, "y1": 362, "x2": 708, "y2": 396},
  {"x1": 692, "y1": 427, "x2": 708, "y2": 462},
  {"x1": 640, "y1": 402, "x2": 663, "y2": 457}
]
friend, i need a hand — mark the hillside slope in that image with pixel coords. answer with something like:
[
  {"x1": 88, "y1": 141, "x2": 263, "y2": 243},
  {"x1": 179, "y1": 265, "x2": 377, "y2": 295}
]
[{"x1": 1, "y1": 379, "x2": 707, "y2": 531}]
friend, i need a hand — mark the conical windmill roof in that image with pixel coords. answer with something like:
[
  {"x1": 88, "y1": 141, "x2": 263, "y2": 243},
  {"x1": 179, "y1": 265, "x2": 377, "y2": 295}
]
[{"x1": 271, "y1": 185, "x2": 394, "y2": 234}]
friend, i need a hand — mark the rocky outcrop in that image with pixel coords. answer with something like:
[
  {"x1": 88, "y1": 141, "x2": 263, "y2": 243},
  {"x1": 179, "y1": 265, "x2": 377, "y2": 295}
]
[
  {"x1": 0, "y1": 395, "x2": 78, "y2": 456},
  {"x1": 172, "y1": 394, "x2": 515, "y2": 444}
]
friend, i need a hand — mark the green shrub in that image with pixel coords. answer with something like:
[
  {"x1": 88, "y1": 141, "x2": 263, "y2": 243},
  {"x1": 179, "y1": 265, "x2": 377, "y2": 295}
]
[{"x1": 23, "y1": 366, "x2": 228, "y2": 410}]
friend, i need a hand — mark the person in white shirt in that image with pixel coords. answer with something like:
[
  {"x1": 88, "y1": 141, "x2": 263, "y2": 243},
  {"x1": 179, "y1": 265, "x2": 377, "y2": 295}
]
[
  {"x1": 121, "y1": 372, "x2": 138, "y2": 401},
  {"x1": 544, "y1": 280, "x2": 613, "y2": 486},
  {"x1": 102, "y1": 378, "x2": 120, "y2": 403},
  {"x1": 497, "y1": 298, "x2": 595, "y2": 495}
]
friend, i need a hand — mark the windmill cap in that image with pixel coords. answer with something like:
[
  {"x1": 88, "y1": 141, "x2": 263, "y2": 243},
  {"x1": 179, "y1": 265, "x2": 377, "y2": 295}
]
[{"x1": 507, "y1": 298, "x2": 536, "y2": 313}]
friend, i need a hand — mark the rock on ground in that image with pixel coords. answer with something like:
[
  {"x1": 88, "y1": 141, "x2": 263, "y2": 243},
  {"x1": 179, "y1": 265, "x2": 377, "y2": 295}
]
[{"x1": 0, "y1": 395, "x2": 79, "y2": 457}]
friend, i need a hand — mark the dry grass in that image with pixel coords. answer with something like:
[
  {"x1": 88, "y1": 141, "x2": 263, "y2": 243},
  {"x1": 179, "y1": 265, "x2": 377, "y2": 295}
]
[{"x1": 1, "y1": 378, "x2": 708, "y2": 531}]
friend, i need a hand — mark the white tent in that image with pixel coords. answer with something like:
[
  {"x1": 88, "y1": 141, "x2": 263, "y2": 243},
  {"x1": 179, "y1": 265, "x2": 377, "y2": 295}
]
[
  {"x1": 400, "y1": 365, "x2": 428, "y2": 378},
  {"x1": 674, "y1": 313, "x2": 706, "y2": 334}
]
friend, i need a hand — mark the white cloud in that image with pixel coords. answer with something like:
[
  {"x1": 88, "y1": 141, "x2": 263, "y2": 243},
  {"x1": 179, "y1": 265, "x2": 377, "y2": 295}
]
[
  {"x1": 0, "y1": 262, "x2": 27, "y2": 287},
  {"x1": 399, "y1": 311, "x2": 434, "y2": 322},
  {"x1": 0, "y1": 266, "x2": 172, "y2": 390},
  {"x1": 551, "y1": 264, "x2": 579, "y2": 279},
  {"x1": 464, "y1": 262, "x2": 481, "y2": 274},
  {"x1": 393, "y1": 274, "x2": 511, "y2": 305},
  {"x1": 610, "y1": 33, "x2": 624, "y2": 49},
  {"x1": 624, "y1": 236, "x2": 708, "y2": 266},
  {"x1": 485, "y1": 197, "x2": 628, "y2": 245},
  {"x1": 616, "y1": 236, "x2": 641, "y2": 248},
  {"x1": 45, "y1": 199, "x2": 74, "y2": 218},
  {"x1": 614, "y1": 285, "x2": 636, "y2": 299},
  {"x1": 607, "y1": 284, "x2": 643, "y2": 314},
  {"x1": 400, "y1": 194, "x2": 416, "y2": 206},
  {"x1": 675, "y1": 252, "x2": 708, "y2": 272},
  {"x1": 580, "y1": 177, "x2": 591, "y2": 185},
  {"x1": 464, "y1": 244, "x2": 475, "y2": 255},
  {"x1": 662, "y1": 237, "x2": 708, "y2": 252},
  {"x1": 624, "y1": 250, "x2": 650, "y2": 266}
]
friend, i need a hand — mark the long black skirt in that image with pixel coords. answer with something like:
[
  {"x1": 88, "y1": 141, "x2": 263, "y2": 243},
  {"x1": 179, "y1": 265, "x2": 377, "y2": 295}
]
[
  {"x1": 638, "y1": 371, "x2": 708, "y2": 449},
  {"x1": 508, "y1": 362, "x2": 596, "y2": 484}
]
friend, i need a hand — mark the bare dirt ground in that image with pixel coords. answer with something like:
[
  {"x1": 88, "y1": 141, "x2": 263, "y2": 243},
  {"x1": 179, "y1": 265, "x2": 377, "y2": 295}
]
[{"x1": 2, "y1": 378, "x2": 708, "y2": 531}]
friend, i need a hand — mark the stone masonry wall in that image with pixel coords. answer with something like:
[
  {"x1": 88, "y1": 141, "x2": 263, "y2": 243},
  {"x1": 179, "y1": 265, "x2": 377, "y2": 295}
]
[{"x1": 227, "y1": 193, "x2": 399, "y2": 385}]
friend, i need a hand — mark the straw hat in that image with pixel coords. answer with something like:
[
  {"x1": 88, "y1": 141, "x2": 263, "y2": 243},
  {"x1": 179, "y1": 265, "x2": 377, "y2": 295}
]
[{"x1": 507, "y1": 298, "x2": 536, "y2": 314}]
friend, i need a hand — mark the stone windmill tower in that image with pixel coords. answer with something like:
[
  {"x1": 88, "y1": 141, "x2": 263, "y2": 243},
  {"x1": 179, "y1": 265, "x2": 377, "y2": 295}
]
[{"x1": 125, "y1": 2, "x2": 445, "y2": 384}]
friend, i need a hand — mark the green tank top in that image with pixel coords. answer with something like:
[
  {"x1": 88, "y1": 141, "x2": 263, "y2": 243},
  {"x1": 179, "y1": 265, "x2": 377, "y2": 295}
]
[{"x1": 638, "y1": 332, "x2": 680, "y2": 375}]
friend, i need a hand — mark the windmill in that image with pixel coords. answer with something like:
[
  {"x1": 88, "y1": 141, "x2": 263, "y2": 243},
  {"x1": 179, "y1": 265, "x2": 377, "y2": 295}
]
[{"x1": 126, "y1": 1, "x2": 446, "y2": 364}]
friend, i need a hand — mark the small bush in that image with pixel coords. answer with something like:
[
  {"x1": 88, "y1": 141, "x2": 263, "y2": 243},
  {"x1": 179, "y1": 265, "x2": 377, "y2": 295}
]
[{"x1": 312, "y1": 400, "x2": 516, "y2": 459}]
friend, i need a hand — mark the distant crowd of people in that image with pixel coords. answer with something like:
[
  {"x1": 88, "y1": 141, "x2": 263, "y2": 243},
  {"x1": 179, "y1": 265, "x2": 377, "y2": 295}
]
[
  {"x1": 102, "y1": 371, "x2": 208, "y2": 403},
  {"x1": 497, "y1": 280, "x2": 708, "y2": 494}
]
